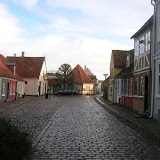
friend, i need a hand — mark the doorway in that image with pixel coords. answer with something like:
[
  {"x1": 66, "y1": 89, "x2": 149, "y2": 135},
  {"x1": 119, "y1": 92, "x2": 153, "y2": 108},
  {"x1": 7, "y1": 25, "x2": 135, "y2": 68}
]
[{"x1": 145, "y1": 76, "x2": 149, "y2": 112}]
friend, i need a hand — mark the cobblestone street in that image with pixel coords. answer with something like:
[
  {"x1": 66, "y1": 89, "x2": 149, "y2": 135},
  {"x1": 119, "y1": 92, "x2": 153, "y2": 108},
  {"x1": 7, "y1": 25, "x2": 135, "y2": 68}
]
[
  {"x1": 29, "y1": 96, "x2": 160, "y2": 160},
  {"x1": 1, "y1": 95, "x2": 160, "y2": 160}
]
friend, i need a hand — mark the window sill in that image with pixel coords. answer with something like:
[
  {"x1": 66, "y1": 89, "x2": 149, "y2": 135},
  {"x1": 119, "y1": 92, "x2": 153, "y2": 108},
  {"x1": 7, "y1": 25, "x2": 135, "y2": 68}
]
[
  {"x1": 133, "y1": 95, "x2": 144, "y2": 98},
  {"x1": 2, "y1": 94, "x2": 5, "y2": 97}
]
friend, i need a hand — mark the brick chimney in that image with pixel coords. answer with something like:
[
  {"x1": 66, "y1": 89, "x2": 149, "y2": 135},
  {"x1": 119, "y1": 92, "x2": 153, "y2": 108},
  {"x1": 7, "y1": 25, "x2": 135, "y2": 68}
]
[{"x1": 21, "y1": 51, "x2": 25, "y2": 57}]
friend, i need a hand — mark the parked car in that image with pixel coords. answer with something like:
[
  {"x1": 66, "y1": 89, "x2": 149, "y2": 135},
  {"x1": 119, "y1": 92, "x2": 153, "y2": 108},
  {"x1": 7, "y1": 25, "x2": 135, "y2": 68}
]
[{"x1": 56, "y1": 90, "x2": 78, "y2": 95}]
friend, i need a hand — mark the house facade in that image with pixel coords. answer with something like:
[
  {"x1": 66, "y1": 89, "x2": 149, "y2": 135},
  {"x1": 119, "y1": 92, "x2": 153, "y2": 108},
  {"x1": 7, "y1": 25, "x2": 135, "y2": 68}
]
[
  {"x1": 7, "y1": 52, "x2": 47, "y2": 96},
  {"x1": 151, "y1": 0, "x2": 160, "y2": 120},
  {"x1": 114, "y1": 50, "x2": 134, "y2": 108},
  {"x1": 72, "y1": 65, "x2": 94, "y2": 95},
  {"x1": 131, "y1": 16, "x2": 153, "y2": 114},
  {"x1": 0, "y1": 60, "x2": 17, "y2": 102},
  {"x1": 109, "y1": 50, "x2": 128, "y2": 103},
  {"x1": 84, "y1": 66, "x2": 98, "y2": 94},
  {"x1": 0, "y1": 54, "x2": 25, "y2": 102}
]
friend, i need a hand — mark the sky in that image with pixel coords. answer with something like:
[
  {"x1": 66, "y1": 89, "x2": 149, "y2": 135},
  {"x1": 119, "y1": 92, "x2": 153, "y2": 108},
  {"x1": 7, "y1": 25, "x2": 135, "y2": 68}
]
[{"x1": 0, "y1": 0, "x2": 153, "y2": 80}]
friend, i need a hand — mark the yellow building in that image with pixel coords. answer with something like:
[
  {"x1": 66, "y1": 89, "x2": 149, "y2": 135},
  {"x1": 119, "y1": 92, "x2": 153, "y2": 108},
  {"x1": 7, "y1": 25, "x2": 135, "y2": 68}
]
[{"x1": 108, "y1": 50, "x2": 129, "y2": 102}]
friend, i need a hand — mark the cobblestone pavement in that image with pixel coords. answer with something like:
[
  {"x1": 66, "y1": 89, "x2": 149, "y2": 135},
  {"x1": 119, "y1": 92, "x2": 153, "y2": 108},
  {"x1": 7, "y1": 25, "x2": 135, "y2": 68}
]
[
  {"x1": 0, "y1": 96, "x2": 67, "y2": 141},
  {"x1": 31, "y1": 96, "x2": 160, "y2": 160}
]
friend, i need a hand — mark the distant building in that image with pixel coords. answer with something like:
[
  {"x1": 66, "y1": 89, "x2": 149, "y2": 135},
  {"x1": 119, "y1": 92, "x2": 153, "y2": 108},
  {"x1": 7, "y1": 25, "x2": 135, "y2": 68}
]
[
  {"x1": 71, "y1": 64, "x2": 94, "y2": 95},
  {"x1": 84, "y1": 66, "x2": 98, "y2": 94},
  {"x1": 7, "y1": 52, "x2": 47, "y2": 96}
]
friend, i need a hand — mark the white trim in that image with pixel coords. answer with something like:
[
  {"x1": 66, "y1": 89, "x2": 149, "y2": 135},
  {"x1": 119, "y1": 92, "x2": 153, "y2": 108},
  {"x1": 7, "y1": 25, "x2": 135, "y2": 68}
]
[
  {"x1": 0, "y1": 76, "x2": 17, "y2": 81},
  {"x1": 156, "y1": 59, "x2": 160, "y2": 96}
]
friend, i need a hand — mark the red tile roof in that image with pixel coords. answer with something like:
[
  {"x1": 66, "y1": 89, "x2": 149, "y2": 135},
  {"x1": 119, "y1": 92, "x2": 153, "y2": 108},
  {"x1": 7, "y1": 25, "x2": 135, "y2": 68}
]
[
  {"x1": 0, "y1": 60, "x2": 17, "y2": 80},
  {"x1": 0, "y1": 55, "x2": 24, "y2": 81},
  {"x1": 72, "y1": 65, "x2": 94, "y2": 84},
  {"x1": 48, "y1": 78, "x2": 57, "y2": 85},
  {"x1": 0, "y1": 54, "x2": 9, "y2": 63},
  {"x1": 112, "y1": 50, "x2": 128, "y2": 67},
  {"x1": 7, "y1": 57, "x2": 45, "y2": 78}
]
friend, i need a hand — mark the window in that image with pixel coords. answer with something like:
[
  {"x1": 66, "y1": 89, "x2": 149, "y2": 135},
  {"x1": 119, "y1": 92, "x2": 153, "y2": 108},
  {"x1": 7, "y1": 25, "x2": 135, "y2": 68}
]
[
  {"x1": 139, "y1": 77, "x2": 144, "y2": 96},
  {"x1": 10, "y1": 84, "x2": 12, "y2": 95},
  {"x1": 134, "y1": 78, "x2": 139, "y2": 95},
  {"x1": 126, "y1": 54, "x2": 130, "y2": 67},
  {"x1": 140, "y1": 36, "x2": 145, "y2": 54},
  {"x1": 110, "y1": 87, "x2": 112, "y2": 96},
  {"x1": 25, "y1": 81, "x2": 27, "y2": 84},
  {"x1": 125, "y1": 79, "x2": 128, "y2": 95},
  {"x1": 145, "y1": 31, "x2": 150, "y2": 51},
  {"x1": 135, "y1": 40, "x2": 139, "y2": 57},
  {"x1": 129, "y1": 79, "x2": 133, "y2": 95},
  {"x1": 13, "y1": 84, "x2": 15, "y2": 95},
  {"x1": 86, "y1": 86, "x2": 90, "y2": 91},
  {"x1": 2, "y1": 83, "x2": 5, "y2": 96}
]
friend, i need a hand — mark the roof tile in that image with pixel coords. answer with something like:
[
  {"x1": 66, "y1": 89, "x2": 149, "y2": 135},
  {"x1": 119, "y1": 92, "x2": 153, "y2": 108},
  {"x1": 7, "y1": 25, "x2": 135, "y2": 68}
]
[
  {"x1": 7, "y1": 57, "x2": 45, "y2": 78},
  {"x1": 72, "y1": 65, "x2": 94, "y2": 84}
]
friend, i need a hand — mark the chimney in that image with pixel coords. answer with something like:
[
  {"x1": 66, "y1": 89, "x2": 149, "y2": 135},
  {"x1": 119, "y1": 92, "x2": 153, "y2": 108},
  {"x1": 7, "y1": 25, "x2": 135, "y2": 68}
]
[
  {"x1": 21, "y1": 51, "x2": 25, "y2": 57},
  {"x1": 14, "y1": 53, "x2": 16, "y2": 57}
]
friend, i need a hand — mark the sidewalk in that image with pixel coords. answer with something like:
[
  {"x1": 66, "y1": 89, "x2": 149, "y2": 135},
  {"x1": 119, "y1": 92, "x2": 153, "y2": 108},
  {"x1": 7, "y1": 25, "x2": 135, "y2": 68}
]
[{"x1": 96, "y1": 96, "x2": 160, "y2": 139}]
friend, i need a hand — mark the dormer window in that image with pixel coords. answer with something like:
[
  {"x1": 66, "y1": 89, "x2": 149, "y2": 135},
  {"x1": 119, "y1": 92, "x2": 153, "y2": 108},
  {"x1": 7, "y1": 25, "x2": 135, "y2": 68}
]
[{"x1": 126, "y1": 53, "x2": 130, "y2": 67}]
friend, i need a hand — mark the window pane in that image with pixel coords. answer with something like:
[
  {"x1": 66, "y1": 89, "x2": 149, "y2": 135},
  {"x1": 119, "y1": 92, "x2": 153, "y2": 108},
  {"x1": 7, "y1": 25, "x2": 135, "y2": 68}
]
[{"x1": 159, "y1": 76, "x2": 160, "y2": 94}]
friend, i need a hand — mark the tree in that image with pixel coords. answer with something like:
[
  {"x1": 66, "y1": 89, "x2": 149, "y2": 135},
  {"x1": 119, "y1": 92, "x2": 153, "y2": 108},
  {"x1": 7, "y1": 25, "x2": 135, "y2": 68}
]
[{"x1": 56, "y1": 64, "x2": 74, "y2": 89}]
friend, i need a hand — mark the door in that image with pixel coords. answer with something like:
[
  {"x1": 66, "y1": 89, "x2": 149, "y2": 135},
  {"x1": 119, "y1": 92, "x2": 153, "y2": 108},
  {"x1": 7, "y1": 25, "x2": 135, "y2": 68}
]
[
  {"x1": 145, "y1": 76, "x2": 149, "y2": 112},
  {"x1": 7, "y1": 82, "x2": 9, "y2": 99}
]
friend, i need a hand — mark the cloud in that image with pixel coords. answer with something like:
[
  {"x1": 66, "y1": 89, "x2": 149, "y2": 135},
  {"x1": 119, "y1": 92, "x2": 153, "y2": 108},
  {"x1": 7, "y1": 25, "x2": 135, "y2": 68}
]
[
  {"x1": 0, "y1": 1, "x2": 153, "y2": 79},
  {"x1": 45, "y1": 0, "x2": 153, "y2": 37},
  {"x1": 0, "y1": 3, "x2": 25, "y2": 47},
  {"x1": 13, "y1": 0, "x2": 38, "y2": 8}
]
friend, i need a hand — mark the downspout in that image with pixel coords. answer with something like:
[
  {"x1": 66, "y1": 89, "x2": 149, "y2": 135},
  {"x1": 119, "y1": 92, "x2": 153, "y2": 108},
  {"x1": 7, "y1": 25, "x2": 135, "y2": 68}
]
[{"x1": 150, "y1": 0, "x2": 156, "y2": 118}]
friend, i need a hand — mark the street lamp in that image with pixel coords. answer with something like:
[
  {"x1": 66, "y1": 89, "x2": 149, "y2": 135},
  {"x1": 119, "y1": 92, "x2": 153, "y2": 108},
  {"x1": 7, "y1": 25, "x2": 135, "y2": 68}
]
[{"x1": 103, "y1": 74, "x2": 108, "y2": 80}]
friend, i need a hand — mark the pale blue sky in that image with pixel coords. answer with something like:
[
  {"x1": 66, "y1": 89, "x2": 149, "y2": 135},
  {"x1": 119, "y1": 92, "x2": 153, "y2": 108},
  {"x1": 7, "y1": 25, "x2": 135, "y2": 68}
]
[{"x1": 0, "y1": 0, "x2": 153, "y2": 79}]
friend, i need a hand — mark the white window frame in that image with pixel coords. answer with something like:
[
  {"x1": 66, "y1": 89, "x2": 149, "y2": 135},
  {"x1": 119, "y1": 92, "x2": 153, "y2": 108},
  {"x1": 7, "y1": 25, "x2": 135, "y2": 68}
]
[
  {"x1": 125, "y1": 79, "x2": 128, "y2": 96},
  {"x1": 2, "y1": 83, "x2": 5, "y2": 96},
  {"x1": 134, "y1": 39, "x2": 139, "y2": 57},
  {"x1": 156, "y1": 60, "x2": 160, "y2": 97}
]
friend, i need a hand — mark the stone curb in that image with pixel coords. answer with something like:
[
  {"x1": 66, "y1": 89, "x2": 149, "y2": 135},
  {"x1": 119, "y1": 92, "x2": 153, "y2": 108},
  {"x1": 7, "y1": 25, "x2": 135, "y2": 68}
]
[
  {"x1": 32, "y1": 105, "x2": 63, "y2": 147},
  {"x1": 95, "y1": 96, "x2": 160, "y2": 140}
]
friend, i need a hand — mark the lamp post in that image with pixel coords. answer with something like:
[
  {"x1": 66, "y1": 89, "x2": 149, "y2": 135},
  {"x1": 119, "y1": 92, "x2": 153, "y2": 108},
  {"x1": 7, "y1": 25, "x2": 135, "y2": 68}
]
[{"x1": 103, "y1": 74, "x2": 108, "y2": 80}]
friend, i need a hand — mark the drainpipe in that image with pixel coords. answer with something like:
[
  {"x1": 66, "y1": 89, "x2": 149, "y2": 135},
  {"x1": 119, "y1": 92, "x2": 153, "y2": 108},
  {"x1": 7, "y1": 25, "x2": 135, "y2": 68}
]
[{"x1": 150, "y1": 0, "x2": 156, "y2": 118}]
